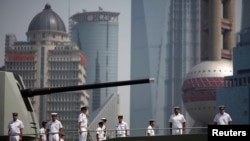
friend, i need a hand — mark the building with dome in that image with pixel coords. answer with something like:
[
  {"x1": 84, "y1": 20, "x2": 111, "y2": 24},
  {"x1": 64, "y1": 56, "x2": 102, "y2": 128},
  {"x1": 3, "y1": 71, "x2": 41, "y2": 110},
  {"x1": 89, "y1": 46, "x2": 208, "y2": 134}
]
[
  {"x1": 4, "y1": 4, "x2": 89, "y2": 140},
  {"x1": 28, "y1": 4, "x2": 66, "y2": 32},
  {"x1": 182, "y1": 0, "x2": 236, "y2": 133},
  {"x1": 182, "y1": 60, "x2": 233, "y2": 126}
]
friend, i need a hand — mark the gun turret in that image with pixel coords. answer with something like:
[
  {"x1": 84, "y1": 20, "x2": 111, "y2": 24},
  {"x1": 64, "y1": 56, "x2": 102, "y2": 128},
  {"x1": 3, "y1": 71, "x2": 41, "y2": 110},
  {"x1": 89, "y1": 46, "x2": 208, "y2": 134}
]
[
  {"x1": 21, "y1": 78, "x2": 155, "y2": 97},
  {"x1": 0, "y1": 71, "x2": 154, "y2": 141}
]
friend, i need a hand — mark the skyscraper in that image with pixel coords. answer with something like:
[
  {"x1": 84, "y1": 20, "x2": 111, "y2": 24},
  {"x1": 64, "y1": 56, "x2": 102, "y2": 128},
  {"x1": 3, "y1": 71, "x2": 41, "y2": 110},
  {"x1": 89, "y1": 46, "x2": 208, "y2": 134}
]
[
  {"x1": 130, "y1": 0, "x2": 200, "y2": 135},
  {"x1": 70, "y1": 10, "x2": 120, "y2": 116},
  {"x1": 166, "y1": 0, "x2": 200, "y2": 130},
  {"x1": 182, "y1": 0, "x2": 235, "y2": 133},
  {"x1": 4, "y1": 4, "x2": 89, "y2": 140},
  {"x1": 241, "y1": 0, "x2": 250, "y2": 30}
]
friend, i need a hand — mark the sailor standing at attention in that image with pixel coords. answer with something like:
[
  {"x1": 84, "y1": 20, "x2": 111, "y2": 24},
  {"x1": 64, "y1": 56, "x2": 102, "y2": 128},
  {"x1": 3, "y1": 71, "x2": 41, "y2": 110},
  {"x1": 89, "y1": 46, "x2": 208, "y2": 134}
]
[
  {"x1": 96, "y1": 120, "x2": 105, "y2": 141},
  {"x1": 213, "y1": 105, "x2": 232, "y2": 125},
  {"x1": 115, "y1": 115, "x2": 128, "y2": 137},
  {"x1": 146, "y1": 119, "x2": 155, "y2": 136},
  {"x1": 100, "y1": 117, "x2": 107, "y2": 140},
  {"x1": 169, "y1": 106, "x2": 186, "y2": 135},
  {"x1": 8, "y1": 112, "x2": 24, "y2": 141},
  {"x1": 39, "y1": 121, "x2": 47, "y2": 141},
  {"x1": 47, "y1": 113, "x2": 63, "y2": 141},
  {"x1": 78, "y1": 105, "x2": 88, "y2": 141}
]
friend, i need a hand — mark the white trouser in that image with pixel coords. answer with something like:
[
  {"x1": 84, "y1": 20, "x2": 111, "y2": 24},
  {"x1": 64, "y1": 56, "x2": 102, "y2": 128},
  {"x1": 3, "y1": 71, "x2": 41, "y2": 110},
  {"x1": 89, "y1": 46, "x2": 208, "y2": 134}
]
[
  {"x1": 116, "y1": 134, "x2": 126, "y2": 137},
  {"x1": 9, "y1": 135, "x2": 19, "y2": 141},
  {"x1": 172, "y1": 129, "x2": 183, "y2": 135},
  {"x1": 49, "y1": 133, "x2": 59, "y2": 141},
  {"x1": 79, "y1": 128, "x2": 87, "y2": 141}
]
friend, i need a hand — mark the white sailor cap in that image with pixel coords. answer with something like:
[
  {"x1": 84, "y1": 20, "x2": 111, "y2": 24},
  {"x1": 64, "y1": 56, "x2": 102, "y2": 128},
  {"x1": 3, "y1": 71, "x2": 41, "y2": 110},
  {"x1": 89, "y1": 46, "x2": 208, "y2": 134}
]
[
  {"x1": 51, "y1": 113, "x2": 57, "y2": 116},
  {"x1": 98, "y1": 120, "x2": 104, "y2": 124},
  {"x1": 149, "y1": 119, "x2": 155, "y2": 122},
  {"x1": 81, "y1": 105, "x2": 88, "y2": 110},
  {"x1": 101, "y1": 117, "x2": 107, "y2": 121},
  {"x1": 219, "y1": 105, "x2": 225, "y2": 110},
  {"x1": 173, "y1": 106, "x2": 180, "y2": 109}
]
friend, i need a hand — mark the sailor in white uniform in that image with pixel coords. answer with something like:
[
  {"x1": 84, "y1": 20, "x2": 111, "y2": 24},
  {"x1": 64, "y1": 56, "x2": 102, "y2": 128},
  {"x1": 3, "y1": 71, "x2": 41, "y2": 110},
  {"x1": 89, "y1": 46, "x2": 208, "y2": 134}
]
[
  {"x1": 213, "y1": 105, "x2": 232, "y2": 125},
  {"x1": 169, "y1": 106, "x2": 186, "y2": 135},
  {"x1": 96, "y1": 120, "x2": 105, "y2": 141},
  {"x1": 47, "y1": 113, "x2": 63, "y2": 141},
  {"x1": 8, "y1": 112, "x2": 24, "y2": 141},
  {"x1": 115, "y1": 115, "x2": 128, "y2": 137},
  {"x1": 100, "y1": 117, "x2": 107, "y2": 139},
  {"x1": 146, "y1": 119, "x2": 155, "y2": 136},
  {"x1": 78, "y1": 105, "x2": 88, "y2": 141}
]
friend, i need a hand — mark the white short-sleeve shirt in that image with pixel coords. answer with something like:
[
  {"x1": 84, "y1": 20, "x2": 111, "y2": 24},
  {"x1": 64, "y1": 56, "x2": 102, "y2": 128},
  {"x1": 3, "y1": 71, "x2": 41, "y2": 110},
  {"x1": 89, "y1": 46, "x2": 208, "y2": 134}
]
[
  {"x1": 47, "y1": 120, "x2": 63, "y2": 133},
  {"x1": 102, "y1": 124, "x2": 107, "y2": 139},
  {"x1": 213, "y1": 112, "x2": 232, "y2": 125},
  {"x1": 8, "y1": 119, "x2": 24, "y2": 135},
  {"x1": 115, "y1": 121, "x2": 128, "y2": 137},
  {"x1": 146, "y1": 125, "x2": 155, "y2": 136},
  {"x1": 39, "y1": 127, "x2": 47, "y2": 140},
  {"x1": 78, "y1": 113, "x2": 88, "y2": 128},
  {"x1": 96, "y1": 127, "x2": 105, "y2": 140},
  {"x1": 169, "y1": 113, "x2": 186, "y2": 135}
]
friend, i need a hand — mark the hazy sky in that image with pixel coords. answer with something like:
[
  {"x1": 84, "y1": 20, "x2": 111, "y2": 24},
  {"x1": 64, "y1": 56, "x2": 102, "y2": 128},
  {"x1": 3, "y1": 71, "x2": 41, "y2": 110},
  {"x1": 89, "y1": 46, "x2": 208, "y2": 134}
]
[{"x1": 0, "y1": 0, "x2": 131, "y2": 124}]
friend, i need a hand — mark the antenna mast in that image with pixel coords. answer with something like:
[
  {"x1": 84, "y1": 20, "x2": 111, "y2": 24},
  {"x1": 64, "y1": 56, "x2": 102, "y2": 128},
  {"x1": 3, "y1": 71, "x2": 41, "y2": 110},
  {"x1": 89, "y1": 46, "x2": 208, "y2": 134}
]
[{"x1": 68, "y1": 0, "x2": 72, "y2": 39}]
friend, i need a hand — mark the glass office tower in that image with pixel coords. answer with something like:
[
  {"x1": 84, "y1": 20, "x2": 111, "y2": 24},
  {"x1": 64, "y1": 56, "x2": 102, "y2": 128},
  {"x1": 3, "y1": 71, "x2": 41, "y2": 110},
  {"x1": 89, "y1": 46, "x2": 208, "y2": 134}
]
[
  {"x1": 70, "y1": 10, "x2": 120, "y2": 114},
  {"x1": 130, "y1": 0, "x2": 200, "y2": 135}
]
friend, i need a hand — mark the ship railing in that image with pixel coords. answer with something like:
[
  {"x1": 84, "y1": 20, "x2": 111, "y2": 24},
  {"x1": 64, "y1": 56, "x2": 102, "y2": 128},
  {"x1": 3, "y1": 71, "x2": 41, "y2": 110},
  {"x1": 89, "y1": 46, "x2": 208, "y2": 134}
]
[{"x1": 3, "y1": 126, "x2": 208, "y2": 141}]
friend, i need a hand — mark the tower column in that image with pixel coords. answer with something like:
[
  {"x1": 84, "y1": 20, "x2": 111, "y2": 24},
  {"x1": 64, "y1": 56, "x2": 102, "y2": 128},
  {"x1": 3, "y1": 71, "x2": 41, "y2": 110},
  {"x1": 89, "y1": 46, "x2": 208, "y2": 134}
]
[
  {"x1": 223, "y1": 0, "x2": 235, "y2": 51},
  {"x1": 201, "y1": 0, "x2": 209, "y2": 60},
  {"x1": 208, "y1": 0, "x2": 222, "y2": 60}
]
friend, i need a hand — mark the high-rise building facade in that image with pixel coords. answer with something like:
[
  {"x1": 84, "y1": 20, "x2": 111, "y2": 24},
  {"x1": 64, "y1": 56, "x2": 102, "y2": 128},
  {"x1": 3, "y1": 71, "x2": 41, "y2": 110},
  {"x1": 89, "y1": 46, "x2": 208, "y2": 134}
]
[
  {"x1": 70, "y1": 10, "x2": 120, "y2": 115},
  {"x1": 166, "y1": 0, "x2": 201, "y2": 129},
  {"x1": 130, "y1": 0, "x2": 200, "y2": 135},
  {"x1": 4, "y1": 4, "x2": 89, "y2": 140}
]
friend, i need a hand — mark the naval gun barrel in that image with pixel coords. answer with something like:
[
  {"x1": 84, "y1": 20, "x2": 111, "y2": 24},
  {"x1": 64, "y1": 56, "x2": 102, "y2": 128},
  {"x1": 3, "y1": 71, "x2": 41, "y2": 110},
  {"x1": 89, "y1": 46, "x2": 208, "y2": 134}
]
[{"x1": 21, "y1": 78, "x2": 155, "y2": 97}]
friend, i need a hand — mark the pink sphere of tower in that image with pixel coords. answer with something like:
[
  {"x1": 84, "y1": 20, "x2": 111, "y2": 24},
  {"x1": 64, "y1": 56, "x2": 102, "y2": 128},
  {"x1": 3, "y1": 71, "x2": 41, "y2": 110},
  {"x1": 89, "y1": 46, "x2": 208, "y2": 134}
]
[{"x1": 182, "y1": 59, "x2": 232, "y2": 124}]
